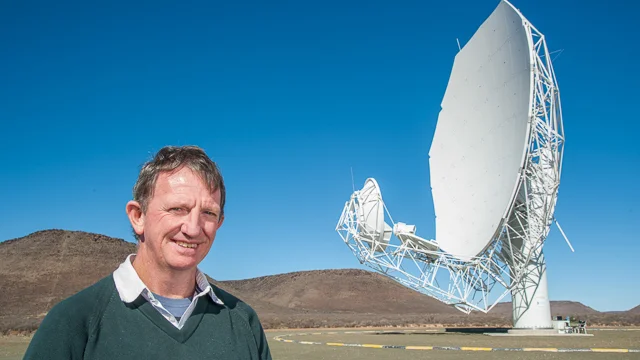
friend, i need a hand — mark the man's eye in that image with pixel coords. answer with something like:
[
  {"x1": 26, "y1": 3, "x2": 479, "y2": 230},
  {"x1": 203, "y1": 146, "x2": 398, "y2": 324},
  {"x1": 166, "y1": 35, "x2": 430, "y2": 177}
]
[{"x1": 170, "y1": 207, "x2": 185, "y2": 213}]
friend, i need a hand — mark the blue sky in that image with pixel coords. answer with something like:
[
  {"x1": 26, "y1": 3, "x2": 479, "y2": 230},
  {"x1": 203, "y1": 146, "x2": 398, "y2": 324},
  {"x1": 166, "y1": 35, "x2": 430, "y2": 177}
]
[{"x1": 0, "y1": 0, "x2": 638, "y2": 312}]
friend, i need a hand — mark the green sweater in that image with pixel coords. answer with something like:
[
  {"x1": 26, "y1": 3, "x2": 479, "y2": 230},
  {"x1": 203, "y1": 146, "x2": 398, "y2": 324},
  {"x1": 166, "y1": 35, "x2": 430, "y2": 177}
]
[{"x1": 23, "y1": 276, "x2": 272, "y2": 360}]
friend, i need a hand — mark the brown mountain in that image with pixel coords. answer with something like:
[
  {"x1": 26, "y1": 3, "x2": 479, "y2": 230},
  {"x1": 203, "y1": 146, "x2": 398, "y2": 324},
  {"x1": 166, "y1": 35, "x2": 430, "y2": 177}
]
[
  {"x1": 221, "y1": 269, "x2": 459, "y2": 315},
  {"x1": 491, "y1": 301, "x2": 600, "y2": 316},
  {"x1": 0, "y1": 229, "x2": 138, "y2": 331},
  {"x1": 1, "y1": 229, "x2": 459, "y2": 331},
  {"x1": 1, "y1": 229, "x2": 629, "y2": 332},
  {"x1": 627, "y1": 305, "x2": 640, "y2": 315}
]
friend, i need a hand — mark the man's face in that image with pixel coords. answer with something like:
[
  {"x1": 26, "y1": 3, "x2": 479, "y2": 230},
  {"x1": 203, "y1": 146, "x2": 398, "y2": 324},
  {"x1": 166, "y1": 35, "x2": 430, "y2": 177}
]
[{"x1": 134, "y1": 166, "x2": 224, "y2": 272}]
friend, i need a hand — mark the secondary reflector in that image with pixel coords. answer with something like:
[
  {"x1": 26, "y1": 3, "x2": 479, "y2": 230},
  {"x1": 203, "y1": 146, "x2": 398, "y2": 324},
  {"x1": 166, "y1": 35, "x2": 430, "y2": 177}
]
[{"x1": 356, "y1": 178, "x2": 389, "y2": 252}]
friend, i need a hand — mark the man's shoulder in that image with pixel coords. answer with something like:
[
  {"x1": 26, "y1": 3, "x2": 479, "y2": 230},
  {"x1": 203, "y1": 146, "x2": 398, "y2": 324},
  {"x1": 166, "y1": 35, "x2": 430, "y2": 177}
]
[
  {"x1": 45, "y1": 275, "x2": 116, "y2": 323},
  {"x1": 208, "y1": 282, "x2": 258, "y2": 317},
  {"x1": 57, "y1": 275, "x2": 115, "y2": 307},
  {"x1": 24, "y1": 276, "x2": 118, "y2": 359}
]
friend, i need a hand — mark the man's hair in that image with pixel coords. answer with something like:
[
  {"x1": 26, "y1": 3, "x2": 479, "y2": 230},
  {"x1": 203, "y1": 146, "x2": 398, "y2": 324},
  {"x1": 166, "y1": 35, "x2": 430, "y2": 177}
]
[{"x1": 131, "y1": 146, "x2": 226, "y2": 240}]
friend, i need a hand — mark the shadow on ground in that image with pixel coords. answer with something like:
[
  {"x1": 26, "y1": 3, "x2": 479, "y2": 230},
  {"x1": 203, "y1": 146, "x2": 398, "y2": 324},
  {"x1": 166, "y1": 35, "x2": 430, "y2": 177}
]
[{"x1": 372, "y1": 327, "x2": 510, "y2": 336}]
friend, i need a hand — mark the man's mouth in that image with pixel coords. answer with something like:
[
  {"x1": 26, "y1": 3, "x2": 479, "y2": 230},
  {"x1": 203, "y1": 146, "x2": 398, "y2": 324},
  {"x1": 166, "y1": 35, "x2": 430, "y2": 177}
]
[{"x1": 174, "y1": 240, "x2": 198, "y2": 249}]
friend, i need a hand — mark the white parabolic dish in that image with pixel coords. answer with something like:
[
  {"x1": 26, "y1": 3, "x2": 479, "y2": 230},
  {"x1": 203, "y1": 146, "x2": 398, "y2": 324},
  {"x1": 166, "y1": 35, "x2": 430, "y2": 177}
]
[{"x1": 430, "y1": 0, "x2": 532, "y2": 261}]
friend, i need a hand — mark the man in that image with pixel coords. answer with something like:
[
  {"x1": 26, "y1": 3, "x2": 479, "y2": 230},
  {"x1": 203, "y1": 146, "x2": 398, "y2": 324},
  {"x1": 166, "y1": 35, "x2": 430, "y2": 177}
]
[{"x1": 24, "y1": 145, "x2": 272, "y2": 359}]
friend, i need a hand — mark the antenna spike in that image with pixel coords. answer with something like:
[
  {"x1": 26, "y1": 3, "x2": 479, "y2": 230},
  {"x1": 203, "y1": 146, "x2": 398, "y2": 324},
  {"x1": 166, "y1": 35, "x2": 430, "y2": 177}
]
[
  {"x1": 551, "y1": 48, "x2": 564, "y2": 63},
  {"x1": 555, "y1": 219, "x2": 575, "y2": 252},
  {"x1": 350, "y1": 167, "x2": 355, "y2": 193}
]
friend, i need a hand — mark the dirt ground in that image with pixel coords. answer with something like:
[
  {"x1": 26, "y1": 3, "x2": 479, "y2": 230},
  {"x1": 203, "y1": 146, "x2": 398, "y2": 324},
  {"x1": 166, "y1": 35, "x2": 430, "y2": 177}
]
[
  {"x1": 0, "y1": 336, "x2": 27, "y2": 360},
  {"x1": 269, "y1": 328, "x2": 640, "y2": 359},
  {"x1": 2, "y1": 328, "x2": 639, "y2": 360}
]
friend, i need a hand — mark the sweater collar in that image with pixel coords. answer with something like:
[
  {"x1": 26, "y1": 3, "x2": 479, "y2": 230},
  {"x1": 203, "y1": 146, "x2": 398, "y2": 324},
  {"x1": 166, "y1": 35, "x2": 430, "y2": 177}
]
[{"x1": 112, "y1": 254, "x2": 224, "y2": 306}]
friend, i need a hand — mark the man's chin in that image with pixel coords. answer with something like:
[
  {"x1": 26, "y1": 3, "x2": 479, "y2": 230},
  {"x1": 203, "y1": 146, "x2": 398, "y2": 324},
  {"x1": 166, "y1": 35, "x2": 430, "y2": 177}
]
[
  {"x1": 169, "y1": 262, "x2": 200, "y2": 271},
  {"x1": 165, "y1": 254, "x2": 202, "y2": 271}
]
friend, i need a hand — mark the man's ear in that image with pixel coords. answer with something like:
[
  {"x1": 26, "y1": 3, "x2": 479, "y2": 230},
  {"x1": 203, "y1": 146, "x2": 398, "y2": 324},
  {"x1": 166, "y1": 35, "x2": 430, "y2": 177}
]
[
  {"x1": 216, "y1": 214, "x2": 225, "y2": 230},
  {"x1": 126, "y1": 201, "x2": 145, "y2": 239}
]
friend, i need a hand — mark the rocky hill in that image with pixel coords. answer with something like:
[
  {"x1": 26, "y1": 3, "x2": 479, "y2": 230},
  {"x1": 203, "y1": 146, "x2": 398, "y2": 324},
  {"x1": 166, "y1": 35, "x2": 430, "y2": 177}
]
[
  {"x1": 221, "y1": 269, "x2": 459, "y2": 315},
  {"x1": 0, "y1": 230, "x2": 137, "y2": 331},
  {"x1": 491, "y1": 300, "x2": 600, "y2": 316},
  {"x1": 627, "y1": 305, "x2": 640, "y2": 315},
  {"x1": 1, "y1": 229, "x2": 636, "y2": 332}
]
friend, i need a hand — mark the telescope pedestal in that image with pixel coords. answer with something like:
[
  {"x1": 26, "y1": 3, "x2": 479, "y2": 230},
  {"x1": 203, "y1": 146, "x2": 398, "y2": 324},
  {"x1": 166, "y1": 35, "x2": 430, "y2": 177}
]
[{"x1": 510, "y1": 252, "x2": 552, "y2": 330}]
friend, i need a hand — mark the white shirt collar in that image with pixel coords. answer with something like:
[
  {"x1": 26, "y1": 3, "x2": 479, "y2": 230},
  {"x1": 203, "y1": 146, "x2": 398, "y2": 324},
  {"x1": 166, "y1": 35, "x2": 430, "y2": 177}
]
[{"x1": 112, "y1": 254, "x2": 224, "y2": 306}]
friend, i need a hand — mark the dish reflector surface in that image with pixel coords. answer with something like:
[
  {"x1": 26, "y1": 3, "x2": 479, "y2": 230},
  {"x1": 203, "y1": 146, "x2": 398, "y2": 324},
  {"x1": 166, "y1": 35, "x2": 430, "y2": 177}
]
[{"x1": 429, "y1": 1, "x2": 532, "y2": 260}]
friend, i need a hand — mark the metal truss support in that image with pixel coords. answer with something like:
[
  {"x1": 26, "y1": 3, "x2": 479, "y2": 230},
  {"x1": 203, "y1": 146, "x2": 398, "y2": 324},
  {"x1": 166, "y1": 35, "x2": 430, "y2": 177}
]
[{"x1": 335, "y1": 2, "x2": 565, "y2": 325}]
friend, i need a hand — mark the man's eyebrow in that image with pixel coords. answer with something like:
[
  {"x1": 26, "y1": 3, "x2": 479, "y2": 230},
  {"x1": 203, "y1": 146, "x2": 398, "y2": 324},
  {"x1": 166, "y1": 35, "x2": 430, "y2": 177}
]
[{"x1": 164, "y1": 201, "x2": 190, "y2": 208}]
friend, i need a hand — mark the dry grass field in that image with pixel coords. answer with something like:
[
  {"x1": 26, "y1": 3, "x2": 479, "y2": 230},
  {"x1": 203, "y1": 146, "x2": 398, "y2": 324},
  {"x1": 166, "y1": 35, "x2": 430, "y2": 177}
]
[
  {"x1": 0, "y1": 336, "x2": 29, "y2": 360},
  {"x1": 268, "y1": 328, "x2": 640, "y2": 359},
  {"x1": 2, "y1": 328, "x2": 640, "y2": 360}
]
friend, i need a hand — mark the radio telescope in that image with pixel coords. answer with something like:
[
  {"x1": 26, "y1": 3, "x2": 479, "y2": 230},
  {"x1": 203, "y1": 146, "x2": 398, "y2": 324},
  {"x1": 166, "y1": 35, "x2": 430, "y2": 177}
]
[{"x1": 336, "y1": 0, "x2": 570, "y2": 331}]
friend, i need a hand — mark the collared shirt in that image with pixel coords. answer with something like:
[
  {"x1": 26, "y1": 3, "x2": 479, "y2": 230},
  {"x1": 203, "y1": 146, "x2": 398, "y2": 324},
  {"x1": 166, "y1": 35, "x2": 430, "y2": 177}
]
[{"x1": 112, "y1": 254, "x2": 224, "y2": 329}]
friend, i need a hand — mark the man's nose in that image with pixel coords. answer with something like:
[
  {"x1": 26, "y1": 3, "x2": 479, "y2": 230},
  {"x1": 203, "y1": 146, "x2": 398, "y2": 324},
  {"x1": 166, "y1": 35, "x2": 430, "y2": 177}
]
[{"x1": 181, "y1": 210, "x2": 202, "y2": 238}]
